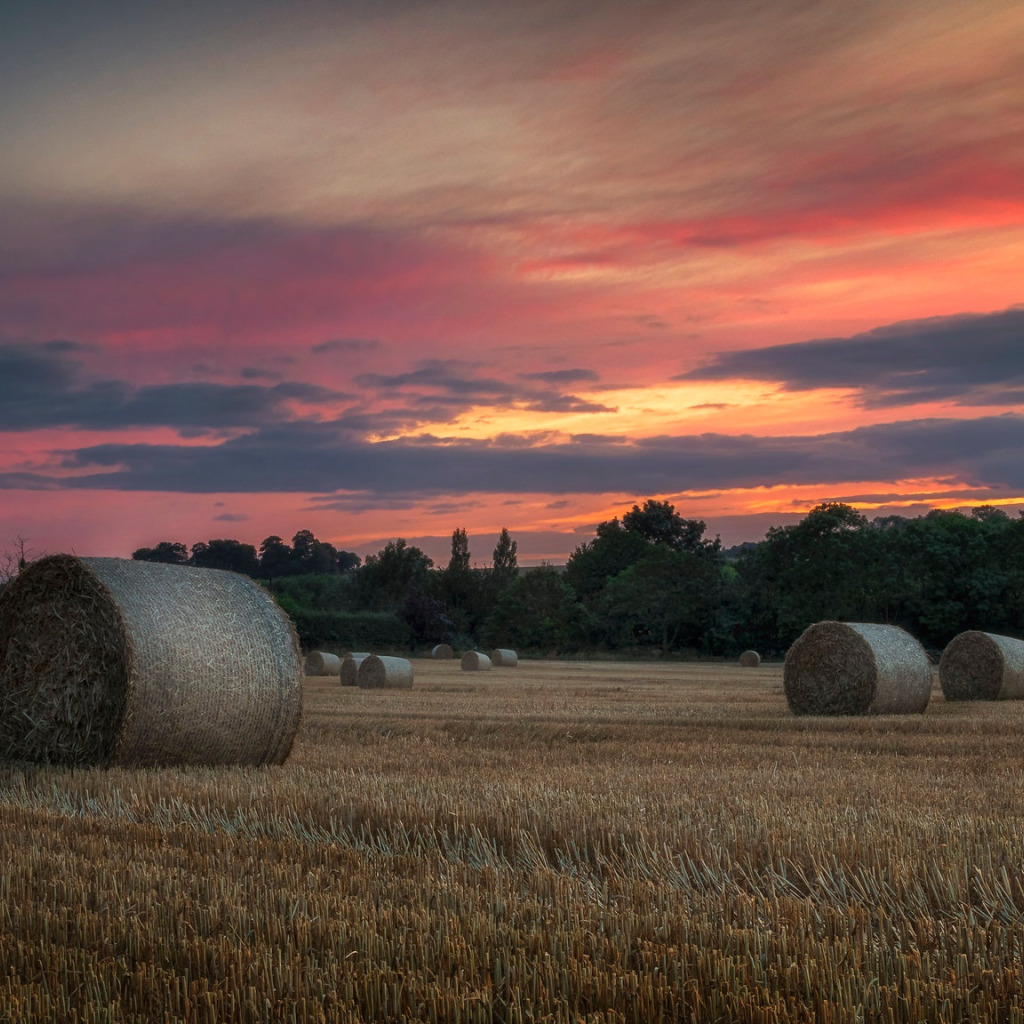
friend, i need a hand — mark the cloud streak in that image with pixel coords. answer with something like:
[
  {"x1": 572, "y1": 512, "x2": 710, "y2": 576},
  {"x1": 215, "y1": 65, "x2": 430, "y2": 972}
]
[
  {"x1": 679, "y1": 306, "x2": 1024, "y2": 407},
  {"x1": 6, "y1": 414, "x2": 1015, "y2": 501}
]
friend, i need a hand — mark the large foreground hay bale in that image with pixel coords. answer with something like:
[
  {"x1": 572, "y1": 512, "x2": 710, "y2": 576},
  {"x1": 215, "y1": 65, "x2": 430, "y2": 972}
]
[
  {"x1": 357, "y1": 655, "x2": 413, "y2": 689},
  {"x1": 0, "y1": 555, "x2": 302, "y2": 766},
  {"x1": 739, "y1": 650, "x2": 761, "y2": 667},
  {"x1": 431, "y1": 643, "x2": 454, "y2": 660},
  {"x1": 939, "y1": 631, "x2": 1024, "y2": 700},
  {"x1": 490, "y1": 648, "x2": 518, "y2": 667},
  {"x1": 461, "y1": 651, "x2": 492, "y2": 671},
  {"x1": 340, "y1": 652, "x2": 371, "y2": 687},
  {"x1": 304, "y1": 651, "x2": 341, "y2": 676},
  {"x1": 783, "y1": 621, "x2": 931, "y2": 716}
]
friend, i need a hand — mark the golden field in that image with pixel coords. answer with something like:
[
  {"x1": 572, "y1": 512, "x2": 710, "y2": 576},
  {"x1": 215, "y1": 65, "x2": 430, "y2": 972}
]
[{"x1": 1, "y1": 659, "x2": 1023, "y2": 1023}]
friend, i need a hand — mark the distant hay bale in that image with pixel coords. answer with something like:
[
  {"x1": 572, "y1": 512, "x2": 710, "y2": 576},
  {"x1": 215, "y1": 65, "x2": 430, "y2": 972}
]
[
  {"x1": 939, "y1": 631, "x2": 1024, "y2": 701},
  {"x1": 340, "y1": 653, "x2": 371, "y2": 687},
  {"x1": 357, "y1": 655, "x2": 413, "y2": 689},
  {"x1": 461, "y1": 651, "x2": 492, "y2": 671},
  {"x1": 739, "y1": 650, "x2": 761, "y2": 667},
  {"x1": 0, "y1": 555, "x2": 302, "y2": 767},
  {"x1": 304, "y1": 651, "x2": 341, "y2": 676},
  {"x1": 783, "y1": 621, "x2": 931, "y2": 716},
  {"x1": 491, "y1": 648, "x2": 518, "y2": 667},
  {"x1": 431, "y1": 643, "x2": 454, "y2": 660}
]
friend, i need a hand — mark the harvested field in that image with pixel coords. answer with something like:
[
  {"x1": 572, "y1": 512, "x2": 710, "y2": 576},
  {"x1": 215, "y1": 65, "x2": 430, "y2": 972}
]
[{"x1": 3, "y1": 658, "x2": 1024, "y2": 1022}]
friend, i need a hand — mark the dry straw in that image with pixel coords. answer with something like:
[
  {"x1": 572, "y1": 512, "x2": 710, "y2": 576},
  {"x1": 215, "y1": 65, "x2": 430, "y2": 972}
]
[
  {"x1": 783, "y1": 621, "x2": 932, "y2": 716},
  {"x1": 304, "y1": 651, "x2": 341, "y2": 676},
  {"x1": 490, "y1": 648, "x2": 518, "y2": 667},
  {"x1": 340, "y1": 652, "x2": 371, "y2": 687},
  {"x1": 0, "y1": 555, "x2": 302, "y2": 767},
  {"x1": 430, "y1": 643, "x2": 454, "y2": 660},
  {"x1": 357, "y1": 655, "x2": 413, "y2": 689},
  {"x1": 738, "y1": 650, "x2": 761, "y2": 667},
  {"x1": 939, "y1": 631, "x2": 1024, "y2": 701},
  {"x1": 461, "y1": 651, "x2": 492, "y2": 671}
]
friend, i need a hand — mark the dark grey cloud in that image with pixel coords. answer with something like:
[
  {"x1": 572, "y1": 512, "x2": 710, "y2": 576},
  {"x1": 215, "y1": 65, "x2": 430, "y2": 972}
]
[
  {"x1": 678, "y1": 306, "x2": 1024, "y2": 407},
  {"x1": 240, "y1": 367, "x2": 284, "y2": 381},
  {"x1": 0, "y1": 342, "x2": 348, "y2": 431},
  {"x1": 518, "y1": 368, "x2": 600, "y2": 385},
  {"x1": 356, "y1": 358, "x2": 615, "y2": 415},
  {"x1": 24, "y1": 413, "x2": 1023, "y2": 499},
  {"x1": 312, "y1": 338, "x2": 381, "y2": 355}
]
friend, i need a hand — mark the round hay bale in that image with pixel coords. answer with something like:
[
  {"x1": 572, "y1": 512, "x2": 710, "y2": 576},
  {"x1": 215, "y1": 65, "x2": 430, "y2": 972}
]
[
  {"x1": 431, "y1": 643, "x2": 454, "y2": 660},
  {"x1": 340, "y1": 653, "x2": 371, "y2": 687},
  {"x1": 304, "y1": 651, "x2": 341, "y2": 676},
  {"x1": 939, "y1": 631, "x2": 1024, "y2": 701},
  {"x1": 357, "y1": 655, "x2": 413, "y2": 689},
  {"x1": 490, "y1": 648, "x2": 518, "y2": 667},
  {"x1": 461, "y1": 651, "x2": 492, "y2": 671},
  {"x1": 738, "y1": 650, "x2": 761, "y2": 667},
  {"x1": 783, "y1": 621, "x2": 931, "y2": 716},
  {"x1": 0, "y1": 555, "x2": 302, "y2": 767}
]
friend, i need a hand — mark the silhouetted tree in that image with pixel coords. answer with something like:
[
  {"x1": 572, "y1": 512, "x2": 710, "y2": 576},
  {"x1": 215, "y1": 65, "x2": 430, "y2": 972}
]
[
  {"x1": 258, "y1": 535, "x2": 292, "y2": 579},
  {"x1": 132, "y1": 541, "x2": 189, "y2": 565},
  {"x1": 492, "y1": 527, "x2": 518, "y2": 579},
  {"x1": 189, "y1": 539, "x2": 259, "y2": 576}
]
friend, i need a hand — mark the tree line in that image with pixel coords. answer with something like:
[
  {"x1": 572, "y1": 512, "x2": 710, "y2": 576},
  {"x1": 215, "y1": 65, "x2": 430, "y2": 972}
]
[{"x1": 129, "y1": 500, "x2": 1024, "y2": 656}]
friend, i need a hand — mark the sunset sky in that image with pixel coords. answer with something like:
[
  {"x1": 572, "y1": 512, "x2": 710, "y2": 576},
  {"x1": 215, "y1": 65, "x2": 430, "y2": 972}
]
[{"x1": 2, "y1": 0, "x2": 1022, "y2": 565}]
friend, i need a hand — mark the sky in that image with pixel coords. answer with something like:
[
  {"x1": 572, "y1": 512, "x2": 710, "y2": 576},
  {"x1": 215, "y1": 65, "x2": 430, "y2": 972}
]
[{"x1": 2, "y1": 0, "x2": 1023, "y2": 566}]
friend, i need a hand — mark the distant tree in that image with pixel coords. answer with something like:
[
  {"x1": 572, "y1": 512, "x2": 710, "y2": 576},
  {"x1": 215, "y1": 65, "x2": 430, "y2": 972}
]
[
  {"x1": 749, "y1": 503, "x2": 873, "y2": 644},
  {"x1": 621, "y1": 499, "x2": 721, "y2": 556},
  {"x1": 132, "y1": 541, "x2": 189, "y2": 565},
  {"x1": 400, "y1": 588, "x2": 455, "y2": 646},
  {"x1": 337, "y1": 550, "x2": 361, "y2": 573},
  {"x1": 483, "y1": 567, "x2": 591, "y2": 652},
  {"x1": 0, "y1": 536, "x2": 35, "y2": 584},
  {"x1": 355, "y1": 538, "x2": 434, "y2": 611},
  {"x1": 448, "y1": 528, "x2": 471, "y2": 574},
  {"x1": 492, "y1": 527, "x2": 518, "y2": 579},
  {"x1": 600, "y1": 546, "x2": 722, "y2": 654},
  {"x1": 258, "y1": 535, "x2": 293, "y2": 579},
  {"x1": 189, "y1": 538, "x2": 259, "y2": 576},
  {"x1": 564, "y1": 518, "x2": 649, "y2": 604}
]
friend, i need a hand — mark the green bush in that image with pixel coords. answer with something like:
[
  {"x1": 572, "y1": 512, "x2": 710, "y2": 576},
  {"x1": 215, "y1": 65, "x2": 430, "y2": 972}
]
[{"x1": 288, "y1": 609, "x2": 411, "y2": 651}]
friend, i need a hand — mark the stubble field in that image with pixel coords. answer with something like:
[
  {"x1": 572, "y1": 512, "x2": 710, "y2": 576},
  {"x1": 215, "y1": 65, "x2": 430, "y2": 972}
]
[{"x1": 1, "y1": 658, "x2": 1023, "y2": 1023}]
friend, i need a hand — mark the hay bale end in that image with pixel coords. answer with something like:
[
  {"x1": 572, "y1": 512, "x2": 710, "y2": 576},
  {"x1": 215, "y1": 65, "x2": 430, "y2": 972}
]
[
  {"x1": 357, "y1": 655, "x2": 413, "y2": 689},
  {"x1": 340, "y1": 652, "x2": 371, "y2": 687},
  {"x1": 461, "y1": 651, "x2": 492, "y2": 671},
  {"x1": 738, "y1": 650, "x2": 761, "y2": 667},
  {"x1": 304, "y1": 651, "x2": 341, "y2": 676},
  {"x1": 430, "y1": 643, "x2": 454, "y2": 660},
  {"x1": 783, "y1": 621, "x2": 931, "y2": 716},
  {"x1": 490, "y1": 648, "x2": 518, "y2": 667},
  {"x1": 939, "y1": 631, "x2": 1024, "y2": 700}
]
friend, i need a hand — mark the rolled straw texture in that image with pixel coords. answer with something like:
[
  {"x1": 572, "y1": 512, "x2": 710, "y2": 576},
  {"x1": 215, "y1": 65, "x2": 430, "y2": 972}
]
[
  {"x1": 357, "y1": 655, "x2": 413, "y2": 689},
  {"x1": 0, "y1": 555, "x2": 302, "y2": 767},
  {"x1": 431, "y1": 643, "x2": 454, "y2": 660},
  {"x1": 739, "y1": 650, "x2": 761, "y2": 667},
  {"x1": 304, "y1": 651, "x2": 341, "y2": 676},
  {"x1": 490, "y1": 648, "x2": 518, "y2": 667},
  {"x1": 783, "y1": 621, "x2": 931, "y2": 716},
  {"x1": 461, "y1": 651, "x2": 492, "y2": 671},
  {"x1": 340, "y1": 653, "x2": 370, "y2": 687},
  {"x1": 939, "y1": 631, "x2": 1024, "y2": 701}
]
